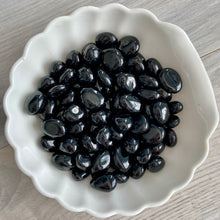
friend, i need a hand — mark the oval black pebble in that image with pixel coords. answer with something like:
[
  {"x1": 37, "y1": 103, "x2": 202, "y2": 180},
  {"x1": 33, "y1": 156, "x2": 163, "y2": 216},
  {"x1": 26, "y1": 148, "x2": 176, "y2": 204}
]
[
  {"x1": 38, "y1": 99, "x2": 56, "y2": 120},
  {"x1": 114, "y1": 115, "x2": 132, "y2": 132},
  {"x1": 59, "y1": 138, "x2": 78, "y2": 154},
  {"x1": 164, "y1": 129, "x2": 177, "y2": 147},
  {"x1": 96, "y1": 127, "x2": 112, "y2": 148},
  {"x1": 152, "y1": 102, "x2": 170, "y2": 125},
  {"x1": 111, "y1": 127, "x2": 123, "y2": 140},
  {"x1": 169, "y1": 101, "x2": 183, "y2": 114},
  {"x1": 131, "y1": 114, "x2": 149, "y2": 134},
  {"x1": 136, "y1": 147, "x2": 152, "y2": 164},
  {"x1": 90, "y1": 173, "x2": 117, "y2": 192},
  {"x1": 42, "y1": 119, "x2": 66, "y2": 138},
  {"x1": 102, "y1": 48, "x2": 124, "y2": 72},
  {"x1": 114, "y1": 172, "x2": 129, "y2": 184},
  {"x1": 138, "y1": 89, "x2": 160, "y2": 101},
  {"x1": 51, "y1": 153, "x2": 74, "y2": 171},
  {"x1": 147, "y1": 156, "x2": 165, "y2": 172},
  {"x1": 130, "y1": 163, "x2": 146, "y2": 179},
  {"x1": 116, "y1": 73, "x2": 136, "y2": 92},
  {"x1": 151, "y1": 143, "x2": 165, "y2": 155},
  {"x1": 138, "y1": 75, "x2": 159, "y2": 89},
  {"x1": 61, "y1": 90, "x2": 75, "y2": 106},
  {"x1": 142, "y1": 124, "x2": 165, "y2": 145},
  {"x1": 25, "y1": 91, "x2": 45, "y2": 115},
  {"x1": 82, "y1": 135, "x2": 99, "y2": 152},
  {"x1": 75, "y1": 153, "x2": 91, "y2": 171},
  {"x1": 97, "y1": 69, "x2": 113, "y2": 88},
  {"x1": 119, "y1": 36, "x2": 139, "y2": 57},
  {"x1": 159, "y1": 68, "x2": 182, "y2": 93},
  {"x1": 50, "y1": 61, "x2": 66, "y2": 79},
  {"x1": 48, "y1": 85, "x2": 67, "y2": 98},
  {"x1": 145, "y1": 58, "x2": 162, "y2": 75},
  {"x1": 120, "y1": 95, "x2": 141, "y2": 112},
  {"x1": 157, "y1": 88, "x2": 172, "y2": 102},
  {"x1": 72, "y1": 168, "x2": 89, "y2": 181},
  {"x1": 69, "y1": 121, "x2": 85, "y2": 134},
  {"x1": 40, "y1": 136, "x2": 57, "y2": 152},
  {"x1": 78, "y1": 67, "x2": 94, "y2": 85},
  {"x1": 167, "y1": 115, "x2": 180, "y2": 128},
  {"x1": 96, "y1": 32, "x2": 118, "y2": 49},
  {"x1": 80, "y1": 88, "x2": 104, "y2": 109},
  {"x1": 66, "y1": 50, "x2": 82, "y2": 68},
  {"x1": 82, "y1": 43, "x2": 100, "y2": 65},
  {"x1": 64, "y1": 105, "x2": 84, "y2": 122},
  {"x1": 59, "y1": 68, "x2": 75, "y2": 84},
  {"x1": 127, "y1": 54, "x2": 145, "y2": 74},
  {"x1": 91, "y1": 110, "x2": 108, "y2": 125},
  {"x1": 124, "y1": 136, "x2": 139, "y2": 154},
  {"x1": 91, "y1": 150, "x2": 111, "y2": 174},
  {"x1": 38, "y1": 76, "x2": 56, "y2": 92}
]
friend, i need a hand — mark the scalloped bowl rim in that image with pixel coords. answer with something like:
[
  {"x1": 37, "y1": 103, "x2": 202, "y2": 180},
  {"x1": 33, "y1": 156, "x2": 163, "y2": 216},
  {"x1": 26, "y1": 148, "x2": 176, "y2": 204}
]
[{"x1": 3, "y1": 3, "x2": 219, "y2": 218}]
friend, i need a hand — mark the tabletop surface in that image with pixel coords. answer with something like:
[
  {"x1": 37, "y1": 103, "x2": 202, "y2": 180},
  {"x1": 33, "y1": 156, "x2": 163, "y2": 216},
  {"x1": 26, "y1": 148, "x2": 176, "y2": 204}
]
[{"x1": 0, "y1": 0, "x2": 219, "y2": 219}]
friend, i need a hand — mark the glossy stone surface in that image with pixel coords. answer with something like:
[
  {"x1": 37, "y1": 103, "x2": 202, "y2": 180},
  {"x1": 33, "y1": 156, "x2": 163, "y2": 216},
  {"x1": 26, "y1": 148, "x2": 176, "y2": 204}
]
[
  {"x1": 66, "y1": 50, "x2": 82, "y2": 68},
  {"x1": 69, "y1": 121, "x2": 85, "y2": 134},
  {"x1": 167, "y1": 115, "x2": 180, "y2": 128},
  {"x1": 110, "y1": 127, "x2": 123, "y2": 140},
  {"x1": 145, "y1": 105, "x2": 154, "y2": 120},
  {"x1": 91, "y1": 150, "x2": 111, "y2": 174},
  {"x1": 138, "y1": 75, "x2": 159, "y2": 89},
  {"x1": 72, "y1": 168, "x2": 89, "y2": 181},
  {"x1": 147, "y1": 156, "x2": 165, "y2": 172},
  {"x1": 114, "y1": 172, "x2": 129, "y2": 184},
  {"x1": 138, "y1": 89, "x2": 160, "y2": 101},
  {"x1": 127, "y1": 54, "x2": 145, "y2": 73},
  {"x1": 38, "y1": 99, "x2": 56, "y2": 120},
  {"x1": 61, "y1": 90, "x2": 75, "y2": 106},
  {"x1": 59, "y1": 68, "x2": 75, "y2": 84},
  {"x1": 25, "y1": 91, "x2": 45, "y2": 115},
  {"x1": 102, "y1": 48, "x2": 124, "y2": 72},
  {"x1": 159, "y1": 68, "x2": 182, "y2": 93},
  {"x1": 51, "y1": 153, "x2": 74, "y2": 171},
  {"x1": 90, "y1": 173, "x2": 117, "y2": 192},
  {"x1": 116, "y1": 73, "x2": 136, "y2": 92},
  {"x1": 64, "y1": 105, "x2": 84, "y2": 122},
  {"x1": 169, "y1": 101, "x2": 183, "y2": 114},
  {"x1": 131, "y1": 114, "x2": 149, "y2": 134},
  {"x1": 151, "y1": 143, "x2": 165, "y2": 155},
  {"x1": 38, "y1": 76, "x2": 56, "y2": 92},
  {"x1": 142, "y1": 124, "x2": 165, "y2": 145},
  {"x1": 97, "y1": 69, "x2": 112, "y2": 88},
  {"x1": 114, "y1": 115, "x2": 132, "y2": 132},
  {"x1": 91, "y1": 110, "x2": 108, "y2": 125},
  {"x1": 145, "y1": 58, "x2": 162, "y2": 75},
  {"x1": 157, "y1": 88, "x2": 172, "y2": 102},
  {"x1": 113, "y1": 147, "x2": 130, "y2": 172},
  {"x1": 130, "y1": 163, "x2": 146, "y2": 179},
  {"x1": 124, "y1": 137, "x2": 139, "y2": 154},
  {"x1": 120, "y1": 95, "x2": 141, "y2": 112},
  {"x1": 82, "y1": 43, "x2": 100, "y2": 65},
  {"x1": 78, "y1": 67, "x2": 94, "y2": 84},
  {"x1": 59, "y1": 138, "x2": 78, "y2": 154},
  {"x1": 113, "y1": 94, "x2": 122, "y2": 110},
  {"x1": 80, "y1": 88, "x2": 104, "y2": 109},
  {"x1": 96, "y1": 32, "x2": 118, "y2": 49},
  {"x1": 119, "y1": 36, "x2": 139, "y2": 57},
  {"x1": 42, "y1": 119, "x2": 66, "y2": 138},
  {"x1": 48, "y1": 84, "x2": 67, "y2": 98},
  {"x1": 164, "y1": 129, "x2": 177, "y2": 147},
  {"x1": 136, "y1": 147, "x2": 152, "y2": 164},
  {"x1": 82, "y1": 135, "x2": 99, "y2": 152},
  {"x1": 152, "y1": 102, "x2": 170, "y2": 125},
  {"x1": 50, "y1": 61, "x2": 66, "y2": 79},
  {"x1": 96, "y1": 127, "x2": 112, "y2": 148},
  {"x1": 39, "y1": 136, "x2": 57, "y2": 152},
  {"x1": 75, "y1": 153, "x2": 91, "y2": 171}
]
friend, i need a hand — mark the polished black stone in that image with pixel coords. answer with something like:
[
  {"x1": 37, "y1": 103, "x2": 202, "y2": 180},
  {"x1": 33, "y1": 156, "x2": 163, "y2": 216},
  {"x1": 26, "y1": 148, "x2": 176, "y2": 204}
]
[
  {"x1": 25, "y1": 91, "x2": 45, "y2": 115},
  {"x1": 59, "y1": 68, "x2": 75, "y2": 84},
  {"x1": 116, "y1": 73, "x2": 136, "y2": 92},
  {"x1": 138, "y1": 75, "x2": 159, "y2": 89},
  {"x1": 69, "y1": 121, "x2": 85, "y2": 134},
  {"x1": 42, "y1": 119, "x2": 66, "y2": 138},
  {"x1": 48, "y1": 85, "x2": 67, "y2": 98},
  {"x1": 145, "y1": 58, "x2": 162, "y2": 75},
  {"x1": 39, "y1": 136, "x2": 57, "y2": 152},
  {"x1": 113, "y1": 94, "x2": 122, "y2": 110},
  {"x1": 113, "y1": 172, "x2": 129, "y2": 184},
  {"x1": 167, "y1": 115, "x2": 180, "y2": 128},
  {"x1": 59, "y1": 138, "x2": 78, "y2": 154},
  {"x1": 90, "y1": 173, "x2": 117, "y2": 192},
  {"x1": 91, "y1": 110, "x2": 108, "y2": 125},
  {"x1": 157, "y1": 88, "x2": 172, "y2": 102},
  {"x1": 64, "y1": 105, "x2": 84, "y2": 122},
  {"x1": 80, "y1": 88, "x2": 104, "y2": 109},
  {"x1": 151, "y1": 143, "x2": 165, "y2": 155},
  {"x1": 131, "y1": 114, "x2": 149, "y2": 134},
  {"x1": 38, "y1": 99, "x2": 56, "y2": 120},
  {"x1": 50, "y1": 61, "x2": 66, "y2": 79},
  {"x1": 169, "y1": 101, "x2": 183, "y2": 114},
  {"x1": 136, "y1": 147, "x2": 152, "y2": 164},
  {"x1": 113, "y1": 147, "x2": 131, "y2": 172},
  {"x1": 38, "y1": 76, "x2": 56, "y2": 92},
  {"x1": 96, "y1": 32, "x2": 118, "y2": 49},
  {"x1": 119, "y1": 36, "x2": 139, "y2": 57},
  {"x1": 127, "y1": 54, "x2": 145, "y2": 73},
  {"x1": 82, "y1": 43, "x2": 100, "y2": 65},
  {"x1": 130, "y1": 163, "x2": 146, "y2": 179},
  {"x1": 61, "y1": 90, "x2": 75, "y2": 106},
  {"x1": 72, "y1": 168, "x2": 89, "y2": 181},
  {"x1": 82, "y1": 135, "x2": 99, "y2": 152},
  {"x1": 142, "y1": 124, "x2": 165, "y2": 145},
  {"x1": 110, "y1": 127, "x2": 124, "y2": 140},
  {"x1": 120, "y1": 95, "x2": 141, "y2": 112},
  {"x1": 138, "y1": 89, "x2": 160, "y2": 101},
  {"x1": 145, "y1": 105, "x2": 154, "y2": 121},
  {"x1": 102, "y1": 48, "x2": 124, "y2": 72},
  {"x1": 164, "y1": 129, "x2": 177, "y2": 147},
  {"x1": 152, "y1": 102, "x2": 170, "y2": 125},
  {"x1": 159, "y1": 68, "x2": 182, "y2": 93},
  {"x1": 91, "y1": 150, "x2": 111, "y2": 174},
  {"x1": 78, "y1": 67, "x2": 94, "y2": 84},
  {"x1": 75, "y1": 153, "x2": 91, "y2": 171},
  {"x1": 97, "y1": 69, "x2": 113, "y2": 88},
  {"x1": 96, "y1": 127, "x2": 112, "y2": 148},
  {"x1": 147, "y1": 156, "x2": 165, "y2": 172},
  {"x1": 66, "y1": 50, "x2": 82, "y2": 68},
  {"x1": 114, "y1": 115, "x2": 132, "y2": 132},
  {"x1": 51, "y1": 153, "x2": 74, "y2": 171},
  {"x1": 124, "y1": 136, "x2": 139, "y2": 154}
]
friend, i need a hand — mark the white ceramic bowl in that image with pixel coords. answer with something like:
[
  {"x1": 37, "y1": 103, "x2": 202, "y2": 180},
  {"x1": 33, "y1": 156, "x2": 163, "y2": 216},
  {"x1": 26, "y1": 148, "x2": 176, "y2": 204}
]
[{"x1": 4, "y1": 3, "x2": 219, "y2": 218}]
